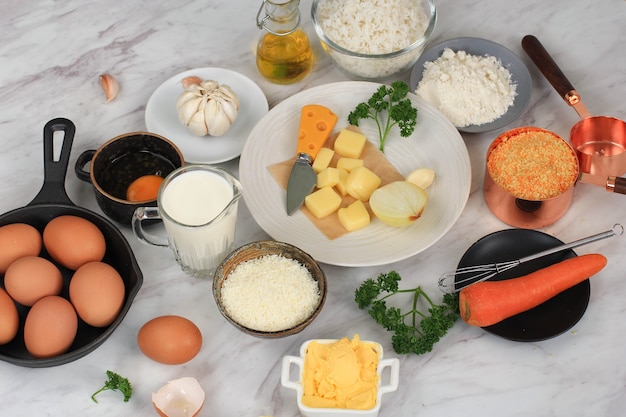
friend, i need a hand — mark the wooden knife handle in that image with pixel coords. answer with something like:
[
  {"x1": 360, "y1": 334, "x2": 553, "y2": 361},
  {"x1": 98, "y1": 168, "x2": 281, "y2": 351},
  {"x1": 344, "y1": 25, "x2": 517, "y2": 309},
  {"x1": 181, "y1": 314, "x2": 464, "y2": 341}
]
[
  {"x1": 609, "y1": 176, "x2": 626, "y2": 195},
  {"x1": 522, "y1": 35, "x2": 576, "y2": 101}
]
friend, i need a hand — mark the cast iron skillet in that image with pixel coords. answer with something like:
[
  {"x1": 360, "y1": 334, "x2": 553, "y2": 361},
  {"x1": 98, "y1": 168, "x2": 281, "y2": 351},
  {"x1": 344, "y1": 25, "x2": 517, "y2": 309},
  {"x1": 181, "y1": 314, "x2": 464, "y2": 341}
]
[{"x1": 0, "y1": 118, "x2": 143, "y2": 367}]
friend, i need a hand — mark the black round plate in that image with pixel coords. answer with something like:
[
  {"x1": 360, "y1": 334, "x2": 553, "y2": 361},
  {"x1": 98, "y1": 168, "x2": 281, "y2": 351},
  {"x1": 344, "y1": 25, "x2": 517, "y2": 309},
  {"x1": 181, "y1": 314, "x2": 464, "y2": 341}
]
[{"x1": 457, "y1": 229, "x2": 590, "y2": 342}]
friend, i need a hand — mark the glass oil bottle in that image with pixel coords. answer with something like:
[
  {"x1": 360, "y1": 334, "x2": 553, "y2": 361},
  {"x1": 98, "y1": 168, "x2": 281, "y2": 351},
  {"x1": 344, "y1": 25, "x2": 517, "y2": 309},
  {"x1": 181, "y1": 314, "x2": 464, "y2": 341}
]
[{"x1": 256, "y1": 0, "x2": 312, "y2": 84}]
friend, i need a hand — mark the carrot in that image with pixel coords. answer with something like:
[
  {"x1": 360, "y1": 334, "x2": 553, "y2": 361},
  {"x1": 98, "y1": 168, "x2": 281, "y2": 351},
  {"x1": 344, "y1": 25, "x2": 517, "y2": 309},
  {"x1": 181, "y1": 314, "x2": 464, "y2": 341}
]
[{"x1": 459, "y1": 253, "x2": 607, "y2": 327}]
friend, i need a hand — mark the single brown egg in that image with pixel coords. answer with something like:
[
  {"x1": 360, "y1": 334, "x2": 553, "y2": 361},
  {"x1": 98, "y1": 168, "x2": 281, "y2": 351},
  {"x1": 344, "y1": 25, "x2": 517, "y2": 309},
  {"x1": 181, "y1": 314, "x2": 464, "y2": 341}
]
[
  {"x1": 0, "y1": 223, "x2": 42, "y2": 273},
  {"x1": 24, "y1": 295, "x2": 78, "y2": 358},
  {"x1": 69, "y1": 261, "x2": 125, "y2": 327},
  {"x1": 137, "y1": 315, "x2": 202, "y2": 365},
  {"x1": 4, "y1": 255, "x2": 63, "y2": 306},
  {"x1": 43, "y1": 215, "x2": 106, "y2": 270},
  {"x1": 0, "y1": 288, "x2": 19, "y2": 345}
]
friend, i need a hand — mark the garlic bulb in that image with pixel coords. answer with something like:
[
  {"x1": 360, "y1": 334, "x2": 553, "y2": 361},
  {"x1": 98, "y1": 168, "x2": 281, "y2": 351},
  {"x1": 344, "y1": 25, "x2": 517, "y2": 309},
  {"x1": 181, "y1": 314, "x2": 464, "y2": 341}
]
[{"x1": 176, "y1": 79, "x2": 240, "y2": 137}]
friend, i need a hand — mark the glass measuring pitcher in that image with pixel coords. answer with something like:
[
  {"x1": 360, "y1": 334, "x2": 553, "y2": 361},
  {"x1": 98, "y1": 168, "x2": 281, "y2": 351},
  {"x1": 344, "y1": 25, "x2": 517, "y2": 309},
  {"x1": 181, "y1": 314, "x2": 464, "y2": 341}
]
[{"x1": 132, "y1": 165, "x2": 242, "y2": 278}]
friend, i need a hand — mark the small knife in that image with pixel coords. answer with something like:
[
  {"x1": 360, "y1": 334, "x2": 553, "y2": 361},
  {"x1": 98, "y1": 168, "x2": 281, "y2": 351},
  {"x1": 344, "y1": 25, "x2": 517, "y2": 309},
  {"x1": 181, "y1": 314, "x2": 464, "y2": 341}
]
[
  {"x1": 578, "y1": 172, "x2": 626, "y2": 194},
  {"x1": 286, "y1": 105, "x2": 338, "y2": 215}
]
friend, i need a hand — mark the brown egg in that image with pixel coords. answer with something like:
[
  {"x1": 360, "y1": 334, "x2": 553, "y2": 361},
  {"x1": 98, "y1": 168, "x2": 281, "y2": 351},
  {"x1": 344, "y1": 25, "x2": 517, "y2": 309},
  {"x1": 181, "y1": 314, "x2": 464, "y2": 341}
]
[
  {"x1": 0, "y1": 223, "x2": 42, "y2": 273},
  {"x1": 43, "y1": 215, "x2": 106, "y2": 270},
  {"x1": 0, "y1": 288, "x2": 19, "y2": 345},
  {"x1": 69, "y1": 261, "x2": 125, "y2": 327},
  {"x1": 4, "y1": 256, "x2": 63, "y2": 306},
  {"x1": 137, "y1": 315, "x2": 202, "y2": 365},
  {"x1": 24, "y1": 295, "x2": 78, "y2": 358}
]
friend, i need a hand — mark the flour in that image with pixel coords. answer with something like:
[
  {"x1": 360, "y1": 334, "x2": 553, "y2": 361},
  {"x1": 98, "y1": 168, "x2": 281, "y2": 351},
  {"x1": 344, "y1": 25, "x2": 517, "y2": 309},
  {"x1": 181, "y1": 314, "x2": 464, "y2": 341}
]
[{"x1": 415, "y1": 48, "x2": 517, "y2": 127}]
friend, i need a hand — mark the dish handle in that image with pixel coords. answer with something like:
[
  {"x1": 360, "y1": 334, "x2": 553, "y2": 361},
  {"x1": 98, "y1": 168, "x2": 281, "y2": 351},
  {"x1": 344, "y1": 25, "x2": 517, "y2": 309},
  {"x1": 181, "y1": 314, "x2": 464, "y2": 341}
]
[
  {"x1": 377, "y1": 358, "x2": 400, "y2": 396},
  {"x1": 281, "y1": 355, "x2": 303, "y2": 392}
]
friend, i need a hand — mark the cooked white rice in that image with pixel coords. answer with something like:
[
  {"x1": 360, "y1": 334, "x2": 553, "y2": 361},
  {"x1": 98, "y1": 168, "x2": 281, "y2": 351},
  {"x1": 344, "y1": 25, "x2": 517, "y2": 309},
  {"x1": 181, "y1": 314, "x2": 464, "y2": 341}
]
[{"x1": 316, "y1": 0, "x2": 429, "y2": 54}]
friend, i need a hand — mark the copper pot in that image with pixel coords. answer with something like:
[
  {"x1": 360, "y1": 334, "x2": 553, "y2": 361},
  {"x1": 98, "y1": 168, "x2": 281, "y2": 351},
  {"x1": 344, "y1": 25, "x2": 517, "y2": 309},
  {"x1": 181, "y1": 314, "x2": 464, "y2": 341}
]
[
  {"x1": 522, "y1": 35, "x2": 626, "y2": 178},
  {"x1": 483, "y1": 127, "x2": 578, "y2": 229}
]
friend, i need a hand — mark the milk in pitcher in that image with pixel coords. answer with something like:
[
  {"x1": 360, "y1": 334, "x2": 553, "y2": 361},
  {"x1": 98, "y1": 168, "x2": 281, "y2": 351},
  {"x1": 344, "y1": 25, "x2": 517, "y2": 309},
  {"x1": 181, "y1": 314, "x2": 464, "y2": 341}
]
[{"x1": 160, "y1": 168, "x2": 240, "y2": 276}]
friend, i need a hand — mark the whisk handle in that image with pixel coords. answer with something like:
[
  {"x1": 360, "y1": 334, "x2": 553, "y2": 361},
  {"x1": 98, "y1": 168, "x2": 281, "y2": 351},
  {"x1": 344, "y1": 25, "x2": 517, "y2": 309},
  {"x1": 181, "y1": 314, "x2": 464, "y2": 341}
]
[{"x1": 517, "y1": 224, "x2": 622, "y2": 265}]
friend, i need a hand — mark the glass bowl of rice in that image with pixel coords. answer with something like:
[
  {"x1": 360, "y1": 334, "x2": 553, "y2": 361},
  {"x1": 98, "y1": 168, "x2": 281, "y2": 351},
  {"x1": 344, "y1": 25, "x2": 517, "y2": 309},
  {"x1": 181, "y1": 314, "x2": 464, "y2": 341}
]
[
  {"x1": 311, "y1": 0, "x2": 437, "y2": 81},
  {"x1": 212, "y1": 240, "x2": 327, "y2": 338}
]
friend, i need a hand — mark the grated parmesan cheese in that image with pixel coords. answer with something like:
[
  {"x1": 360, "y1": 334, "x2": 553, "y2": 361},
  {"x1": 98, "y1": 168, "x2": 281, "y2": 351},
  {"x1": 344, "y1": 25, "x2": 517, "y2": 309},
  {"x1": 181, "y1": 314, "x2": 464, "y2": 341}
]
[
  {"x1": 220, "y1": 254, "x2": 320, "y2": 332},
  {"x1": 415, "y1": 48, "x2": 517, "y2": 127}
]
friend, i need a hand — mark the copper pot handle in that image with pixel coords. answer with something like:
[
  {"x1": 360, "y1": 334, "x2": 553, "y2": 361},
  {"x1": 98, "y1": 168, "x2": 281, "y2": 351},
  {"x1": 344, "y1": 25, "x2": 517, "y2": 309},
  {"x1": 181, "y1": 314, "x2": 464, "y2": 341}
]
[{"x1": 522, "y1": 35, "x2": 591, "y2": 119}]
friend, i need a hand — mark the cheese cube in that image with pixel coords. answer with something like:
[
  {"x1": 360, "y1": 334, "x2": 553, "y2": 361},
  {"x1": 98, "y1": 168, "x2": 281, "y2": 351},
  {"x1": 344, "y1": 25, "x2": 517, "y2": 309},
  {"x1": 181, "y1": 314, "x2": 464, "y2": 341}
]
[
  {"x1": 336, "y1": 157, "x2": 364, "y2": 172},
  {"x1": 305, "y1": 186, "x2": 342, "y2": 219},
  {"x1": 312, "y1": 147, "x2": 335, "y2": 173},
  {"x1": 338, "y1": 200, "x2": 371, "y2": 232},
  {"x1": 317, "y1": 167, "x2": 340, "y2": 189},
  {"x1": 334, "y1": 129, "x2": 367, "y2": 158},
  {"x1": 334, "y1": 168, "x2": 350, "y2": 196},
  {"x1": 346, "y1": 166, "x2": 382, "y2": 201}
]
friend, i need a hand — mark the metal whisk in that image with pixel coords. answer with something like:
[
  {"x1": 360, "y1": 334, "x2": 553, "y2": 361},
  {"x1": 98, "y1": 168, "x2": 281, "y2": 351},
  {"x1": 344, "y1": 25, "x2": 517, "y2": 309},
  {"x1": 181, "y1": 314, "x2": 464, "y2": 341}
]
[{"x1": 438, "y1": 224, "x2": 623, "y2": 294}]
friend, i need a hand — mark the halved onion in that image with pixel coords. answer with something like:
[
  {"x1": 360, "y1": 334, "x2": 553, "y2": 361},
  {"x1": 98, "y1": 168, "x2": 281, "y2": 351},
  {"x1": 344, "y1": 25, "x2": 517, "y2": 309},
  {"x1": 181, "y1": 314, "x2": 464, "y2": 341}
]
[
  {"x1": 369, "y1": 181, "x2": 428, "y2": 227},
  {"x1": 152, "y1": 377, "x2": 205, "y2": 417}
]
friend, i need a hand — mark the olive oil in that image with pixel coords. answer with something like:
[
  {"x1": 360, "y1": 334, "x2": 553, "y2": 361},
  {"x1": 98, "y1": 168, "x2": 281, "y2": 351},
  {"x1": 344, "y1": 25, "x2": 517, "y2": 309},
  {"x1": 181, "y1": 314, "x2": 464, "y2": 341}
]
[
  {"x1": 256, "y1": 0, "x2": 312, "y2": 84},
  {"x1": 256, "y1": 28, "x2": 312, "y2": 84}
]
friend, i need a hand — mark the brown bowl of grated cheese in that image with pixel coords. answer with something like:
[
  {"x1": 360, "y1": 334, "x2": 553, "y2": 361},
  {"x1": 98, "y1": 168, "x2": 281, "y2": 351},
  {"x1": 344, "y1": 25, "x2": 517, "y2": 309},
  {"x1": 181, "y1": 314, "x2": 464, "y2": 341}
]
[{"x1": 212, "y1": 240, "x2": 327, "y2": 338}]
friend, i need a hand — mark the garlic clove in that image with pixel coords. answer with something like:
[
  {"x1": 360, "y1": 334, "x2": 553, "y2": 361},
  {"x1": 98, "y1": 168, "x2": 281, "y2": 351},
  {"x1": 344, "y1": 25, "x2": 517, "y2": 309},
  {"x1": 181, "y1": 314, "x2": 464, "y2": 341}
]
[
  {"x1": 219, "y1": 85, "x2": 240, "y2": 108},
  {"x1": 187, "y1": 100, "x2": 209, "y2": 136},
  {"x1": 220, "y1": 100, "x2": 239, "y2": 124},
  {"x1": 406, "y1": 168, "x2": 436, "y2": 189},
  {"x1": 204, "y1": 100, "x2": 231, "y2": 136},
  {"x1": 99, "y1": 74, "x2": 119, "y2": 102},
  {"x1": 176, "y1": 92, "x2": 203, "y2": 126},
  {"x1": 180, "y1": 76, "x2": 202, "y2": 89}
]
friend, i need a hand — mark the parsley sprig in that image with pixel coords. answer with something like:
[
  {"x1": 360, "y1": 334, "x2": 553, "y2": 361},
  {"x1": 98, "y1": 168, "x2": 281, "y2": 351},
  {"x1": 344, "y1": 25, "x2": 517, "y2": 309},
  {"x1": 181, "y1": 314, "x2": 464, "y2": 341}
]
[
  {"x1": 355, "y1": 271, "x2": 459, "y2": 355},
  {"x1": 347, "y1": 81, "x2": 418, "y2": 152},
  {"x1": 91, "y1": 370, "x2": 133, "y2": 403}
]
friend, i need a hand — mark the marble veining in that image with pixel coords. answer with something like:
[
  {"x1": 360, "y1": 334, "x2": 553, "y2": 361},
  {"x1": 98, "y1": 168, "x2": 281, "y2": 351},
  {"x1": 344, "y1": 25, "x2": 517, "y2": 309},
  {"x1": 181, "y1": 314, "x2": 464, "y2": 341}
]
[{"x1": 1, "y1": 0, "x2": 625, "y2": 416}]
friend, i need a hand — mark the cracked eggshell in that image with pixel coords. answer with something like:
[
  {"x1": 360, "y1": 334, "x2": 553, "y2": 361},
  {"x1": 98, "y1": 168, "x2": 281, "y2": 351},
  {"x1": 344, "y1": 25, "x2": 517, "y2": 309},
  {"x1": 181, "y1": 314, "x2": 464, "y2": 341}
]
[{"x1": 152, "y1": 377, "x2": 205, "y2": 417}]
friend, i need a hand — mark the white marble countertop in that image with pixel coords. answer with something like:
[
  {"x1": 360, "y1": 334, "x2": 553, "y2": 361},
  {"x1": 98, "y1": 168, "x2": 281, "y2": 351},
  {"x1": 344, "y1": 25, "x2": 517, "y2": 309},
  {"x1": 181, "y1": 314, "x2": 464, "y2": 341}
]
[{"x1": 1, "y1": 0, "x2": 625, "y2": 416}]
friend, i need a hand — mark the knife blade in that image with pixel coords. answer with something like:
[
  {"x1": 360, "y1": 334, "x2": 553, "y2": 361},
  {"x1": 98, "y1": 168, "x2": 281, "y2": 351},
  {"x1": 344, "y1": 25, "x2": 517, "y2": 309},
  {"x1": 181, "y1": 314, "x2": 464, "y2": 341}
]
[{"x1": 286, "y1": 105, "x2": 338, "y2": 215}]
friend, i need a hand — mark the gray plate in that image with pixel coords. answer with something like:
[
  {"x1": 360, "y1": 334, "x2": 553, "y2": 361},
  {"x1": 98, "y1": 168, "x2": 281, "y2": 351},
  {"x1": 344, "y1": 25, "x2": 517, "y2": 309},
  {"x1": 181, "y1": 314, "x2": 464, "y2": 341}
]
[{"x1": 409, "y1": 37, "x2": 532, "y2": 133}]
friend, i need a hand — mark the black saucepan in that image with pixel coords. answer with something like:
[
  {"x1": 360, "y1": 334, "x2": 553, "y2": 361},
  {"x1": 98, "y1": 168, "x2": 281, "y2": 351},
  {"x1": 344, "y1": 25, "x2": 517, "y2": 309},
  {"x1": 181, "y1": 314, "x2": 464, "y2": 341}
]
[{"x1": 0, "y1": 118, "x2": 143, "y2": 368}]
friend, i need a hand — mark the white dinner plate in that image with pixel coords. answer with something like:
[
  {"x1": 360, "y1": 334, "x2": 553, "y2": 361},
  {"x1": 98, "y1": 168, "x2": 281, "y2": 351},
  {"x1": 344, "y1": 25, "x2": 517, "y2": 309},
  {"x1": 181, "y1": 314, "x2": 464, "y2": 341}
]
[
  {"x1": 239, "y1": 81, "x2": 471, "y2": 267},
  {"x1": 145, "y1": 68, "x2": 268, "y2": 163},
  {"x1": 409, "y1": 37, "x2": 532, "y2": 133}
]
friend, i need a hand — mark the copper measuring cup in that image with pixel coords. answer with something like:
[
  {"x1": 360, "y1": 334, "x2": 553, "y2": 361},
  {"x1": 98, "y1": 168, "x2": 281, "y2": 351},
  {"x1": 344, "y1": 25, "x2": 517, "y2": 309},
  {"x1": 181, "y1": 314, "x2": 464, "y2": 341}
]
[
  {"x1": 522, "y1": 35, "x2": 626, "y2": 178},
  {"x1": 483, "y1": 126, "x2": 626, "y2": 229}
]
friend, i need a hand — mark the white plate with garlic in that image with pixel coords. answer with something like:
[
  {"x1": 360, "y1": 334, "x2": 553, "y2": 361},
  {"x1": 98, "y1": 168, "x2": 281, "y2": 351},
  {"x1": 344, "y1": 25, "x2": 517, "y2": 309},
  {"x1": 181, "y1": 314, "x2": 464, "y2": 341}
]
[{"x1": 145, "y1": 68, "x2": 268, "y2": 164}]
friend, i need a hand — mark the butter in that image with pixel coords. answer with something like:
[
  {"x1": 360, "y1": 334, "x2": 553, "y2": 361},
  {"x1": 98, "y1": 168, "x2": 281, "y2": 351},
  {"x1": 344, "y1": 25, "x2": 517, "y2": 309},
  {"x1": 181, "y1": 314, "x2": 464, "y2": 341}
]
[{"x1": 302, "y1": 334, "x2": 380, "y2": 410}]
